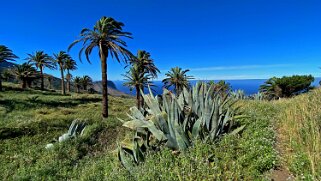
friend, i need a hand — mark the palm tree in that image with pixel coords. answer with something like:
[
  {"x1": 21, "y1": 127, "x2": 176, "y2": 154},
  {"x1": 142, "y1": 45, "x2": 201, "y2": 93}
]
[
  {"x1": 68, "y1": 16, "x2": 133, "y2": 118},
  {"x1": 123, "y1": 66, "x2": 152, "y2": 108},
  {"x1": 73, "y1": 76, "x2": 82, "y2": 93},
  {"x1": 125, "y1": 50, "x2": 159, "y2": 109},
  {"x1": 80, "y1": 75, "x2": 92, "y2": 91},
  {"x1": 259, "y1": 77, "x2": 281, "y2": 100},
  {"x1": 64, "y1": 58, "x2": 77, "y2": 92},
  {"x1": 12, "y1": 63, "x2": 37, "y2": 89},
  {"x1": 2, "y1": 69, "x2": 13, "y2": 82},
  {"x1": 162, "y1": 67, "x2": 194, "y2": 95},
  {"x1": 26, "y1": 51, "x2": 55, "y2": 90},
  {"x1": 207, "y1": 80, "x2": 231, "y2": 96},
  {"x1": 0, "y1": 45, "x2": 18, "y2": 91},
  {"x1": 53, "y1": 51, "x2": 70, "y2": 95}
]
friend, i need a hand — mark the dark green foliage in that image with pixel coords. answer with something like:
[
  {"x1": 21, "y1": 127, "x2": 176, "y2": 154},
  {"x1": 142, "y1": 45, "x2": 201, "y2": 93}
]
[{"x1": 260, "y1": 75, "x2": 314, "y2": 99}]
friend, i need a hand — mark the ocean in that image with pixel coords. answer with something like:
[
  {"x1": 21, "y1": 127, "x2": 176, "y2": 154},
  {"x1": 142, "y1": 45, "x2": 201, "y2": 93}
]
[{"x1": 113, "y1": 78, "x2": 321, "y2": 96}]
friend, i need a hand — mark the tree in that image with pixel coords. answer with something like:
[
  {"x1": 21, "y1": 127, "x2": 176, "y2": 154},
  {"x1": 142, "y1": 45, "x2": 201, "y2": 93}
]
[
  {"x1": 124, "y1": 50, "x2": 159, "y2": 109},
  {"x1": 68, "y1": 16, "x2": 133, "y2": 118},
  {"x1": 73, "y1": 76, "x2": 82, "y2": 93},
  {"x1": 64, "y1": 58, "x2": 77, "y2": 92},
  {"x1": 12, "y1": 63, "x2": 37, "y2": 89},
  {"x1": 26, "y1": 51, "x2": 55, "y2": 90},
  {"x1": 2, "y1": 69, "x2": 13, "y2": 82},
  {"x1": 0, "y1": 45, "x2": 18, "y2": 91},
  {"x1": 207, "y1": 80, "x2": 231, "y2": 96},
  {"x1": 162, "y1": 67, "x2": 194, "y2": 95},
  {"x1": 53, "y1": 51, "x2": 71, "y2": 95},
  {"x1": 260, "y1": 75, "x2": 314, "y2": 100},
  {"x1": 80, "y1": 75, "x2": 92, "y2": 91},
  {"x1": 123, "y1": 66, "x2": 153, "y2": 108}
]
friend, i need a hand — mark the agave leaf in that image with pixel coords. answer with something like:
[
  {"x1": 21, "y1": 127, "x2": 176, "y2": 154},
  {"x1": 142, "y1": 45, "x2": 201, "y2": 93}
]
[
  {"x1": 118, "y1": 145, "x2": 134, "y2": 171},
  {"x1": 192, "y1": 117, "x2": 202, "y2": 139},
  {"x1": 230, "y1": 125, "x2": 246, "y2": 136},
  {"x1": 123, "y1": 119, "x2": 167, "y2": 141}
]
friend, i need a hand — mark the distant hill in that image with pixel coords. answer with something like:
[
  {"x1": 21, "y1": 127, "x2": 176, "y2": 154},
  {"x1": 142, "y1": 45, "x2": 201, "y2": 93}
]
[
  {"x1": 0, "y1": 61, "x2": 129, "y2": 97},
  {"x1": 0, "y1": 61, "x2": 16, "y2": 70},
  {"x1": 92, "y1": 81, "x2": 129, "y2": 97}
]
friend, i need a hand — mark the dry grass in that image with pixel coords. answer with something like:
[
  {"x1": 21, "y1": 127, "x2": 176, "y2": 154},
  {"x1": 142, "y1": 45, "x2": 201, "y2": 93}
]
[{"x1": 276, "y1": 88, "x2": 321, "y2": 179}]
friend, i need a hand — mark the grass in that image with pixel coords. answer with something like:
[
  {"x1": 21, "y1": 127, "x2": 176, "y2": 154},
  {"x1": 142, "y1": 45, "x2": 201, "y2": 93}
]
[
  {"x1": 1, "y1": 82, "x2": 320, "y2": 180},
  {"x1": 275, "y1": 88, "x2": 321, "y2": 180}
]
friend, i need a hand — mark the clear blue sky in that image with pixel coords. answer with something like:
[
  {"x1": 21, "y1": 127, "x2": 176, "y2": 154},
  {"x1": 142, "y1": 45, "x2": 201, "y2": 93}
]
[{"x1": 1, "y1": 0, "x2": 321, "y2": 81}]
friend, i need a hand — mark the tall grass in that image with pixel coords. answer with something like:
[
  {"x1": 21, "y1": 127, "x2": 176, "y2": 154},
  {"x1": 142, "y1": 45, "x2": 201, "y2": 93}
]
[{"x1": 277, "y1": 88, "x2": 321, "y2": 180}]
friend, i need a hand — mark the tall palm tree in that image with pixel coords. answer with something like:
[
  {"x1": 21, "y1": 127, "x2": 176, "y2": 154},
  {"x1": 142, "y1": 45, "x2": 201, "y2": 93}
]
[
  {"x1": 123, "y1": 66, "x2": 152, "y2": 108},
  {"x1": 12, "y1": 63, "x2": 37, "y2": 89},
  {"x1": 68, "y1": 16, "x2": 133, "y2": 118},
  {"x1": 53, "y1": 51, "x2": 70, "y2": 95},
  {"x1": 73, "y1": 76, "x2": 82, "y2": 93},
  {"x1": 125, "y1": 50, "x2": 159, "y2": 109},
  {"x1": 81, "y1": 75, "x2": 92, "y2": 91},
  {"x1": 0, "y1": 45, "x2": 18, "y2": 91},
  {"x1": 162, "y1": 67, "x2": 194, "y2": 95},
  {"x1": 26, "y1": 51, "x2": 55, "y2": 90},
  {"x1": 64, "y1": 58, "x2": 77, "y2": 92}
]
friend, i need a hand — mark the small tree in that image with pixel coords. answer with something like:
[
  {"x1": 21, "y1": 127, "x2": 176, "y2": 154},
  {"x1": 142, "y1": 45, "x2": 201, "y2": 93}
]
[
  {"x1": 12, "y1": 63, "x2": 38, "y2": 89},
  {"x1": 162, "y1": 67, "x2": 194, "y2": 95},
  {"x1": 80, "y1": 75, "x2": 92, "y2": 91},
  {"x1": 260, "y1": 75, "x2": 314, "y2": 99}
]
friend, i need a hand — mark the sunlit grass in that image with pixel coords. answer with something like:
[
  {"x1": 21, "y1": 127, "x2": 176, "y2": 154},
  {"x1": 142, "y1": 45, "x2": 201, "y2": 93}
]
[{"x1": 276, "y1": 88, "x2": 321, "y2": 180}]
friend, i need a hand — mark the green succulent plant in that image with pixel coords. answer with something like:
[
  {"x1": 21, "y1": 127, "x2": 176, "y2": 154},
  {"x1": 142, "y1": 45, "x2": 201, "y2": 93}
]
[{"x1": 118, "y1": 82, "x2": 245, "y2": 170}]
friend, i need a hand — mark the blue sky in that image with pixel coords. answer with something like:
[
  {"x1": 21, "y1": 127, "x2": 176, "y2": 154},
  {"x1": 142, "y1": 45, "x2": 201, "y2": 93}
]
[{"x1": 1, "y1": 0, "x2": 321, "y2": 81}]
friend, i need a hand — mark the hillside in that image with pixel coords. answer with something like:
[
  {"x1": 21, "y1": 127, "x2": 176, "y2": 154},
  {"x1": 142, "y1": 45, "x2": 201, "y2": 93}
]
[
  {"x1": 0, "y1": 83, "x2": 320, "y2": 180},
  {"x1": 0, "y1": 62, "x2": 129, "y2": 97}
]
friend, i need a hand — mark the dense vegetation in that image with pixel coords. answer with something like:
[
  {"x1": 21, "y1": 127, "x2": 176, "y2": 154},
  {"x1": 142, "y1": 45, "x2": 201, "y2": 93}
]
[{"x1": 1, "y1": 15, "x2": 320, "y2": 180}]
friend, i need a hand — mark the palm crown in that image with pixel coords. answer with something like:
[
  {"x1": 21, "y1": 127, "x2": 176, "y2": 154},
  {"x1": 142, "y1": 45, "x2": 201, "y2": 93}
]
[{"x1": 162, "y1": 67, "x2": 194, "y2": 95}]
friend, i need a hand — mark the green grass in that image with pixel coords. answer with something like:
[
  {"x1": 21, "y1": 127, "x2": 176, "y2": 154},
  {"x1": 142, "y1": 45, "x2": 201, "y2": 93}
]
[{"x1": 7, "y1": 82, "x2": 318, "y2": 180}]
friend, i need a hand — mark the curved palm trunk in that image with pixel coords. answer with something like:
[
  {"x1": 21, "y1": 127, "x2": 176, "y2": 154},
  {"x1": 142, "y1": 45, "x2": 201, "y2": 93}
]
[
  {"x1": 100, "y1": 43, "x2": 108, "y2": 118},
  {"x1": 40, "y1": 66, "x2": 44, "y2": 90},
  {"x1": 67, "y1": 69, "x2": 71, "y2": 93},
  {"x1": 60, "y1": 65, "x2": 65, "y2": 95}
]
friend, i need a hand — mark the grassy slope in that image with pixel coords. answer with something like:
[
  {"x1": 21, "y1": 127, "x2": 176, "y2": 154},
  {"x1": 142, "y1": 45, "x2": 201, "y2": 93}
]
[
  {"x1": 275, "y1": 88, "x2": 321, "y2": 180},
  {"x1": 1, "y1": 82, "x2": 319, "y2": 180}
]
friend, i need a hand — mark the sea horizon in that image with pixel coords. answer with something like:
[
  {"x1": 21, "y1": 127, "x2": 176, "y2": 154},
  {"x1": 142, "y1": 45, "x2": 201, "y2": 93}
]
[{"x1": 112, "y1": 77, "x2": 321, "y2": 96}]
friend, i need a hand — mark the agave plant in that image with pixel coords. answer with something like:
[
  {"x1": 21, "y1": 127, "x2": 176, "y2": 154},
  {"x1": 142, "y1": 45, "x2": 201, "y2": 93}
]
[
  {"x1": 59, "y1": 119, "x2": 86, "y2": 142},
  {"x1": 46, "y1": 119, "x2": 86, "y2": 149},
  {"x1": 118, "y1": 82, "x2": 245, "y2": 170},
  {"x1": 230, "y1": 89, "x2": 246, "y2": 100},
  {"x1": 252, "y1": 92, "x2": 264, "y2": 101}
]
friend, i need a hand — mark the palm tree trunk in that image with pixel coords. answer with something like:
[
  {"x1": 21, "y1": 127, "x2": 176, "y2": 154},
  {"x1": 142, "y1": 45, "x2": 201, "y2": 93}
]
[
  {"x1": 0, "y1": 71, "x2": 2, "y2": 91},
  {"x1": 76, "y1": 85, "x2": 80, "y2": 93},
  {"x1": 40, "y1": 66, "x2": 44, "y2": 90},
  {"x1": 67, "y1": 69, "x2": 70, "y2": 93},
  {"x1": 60, "y1": 65, "x2": 65, "y2": 95},
  {"x1": 139, "y1": 85, "x2": 144, "y2": 108},
  {"x1": 100, "y1": 43, "x2": 108, "y2": 118},
  {"x1": 22, "y1": 79, "x2": 26, "y2": 89},
  {"x1": 136, "y1": 85, "x2": 141, "y2": 109}
]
